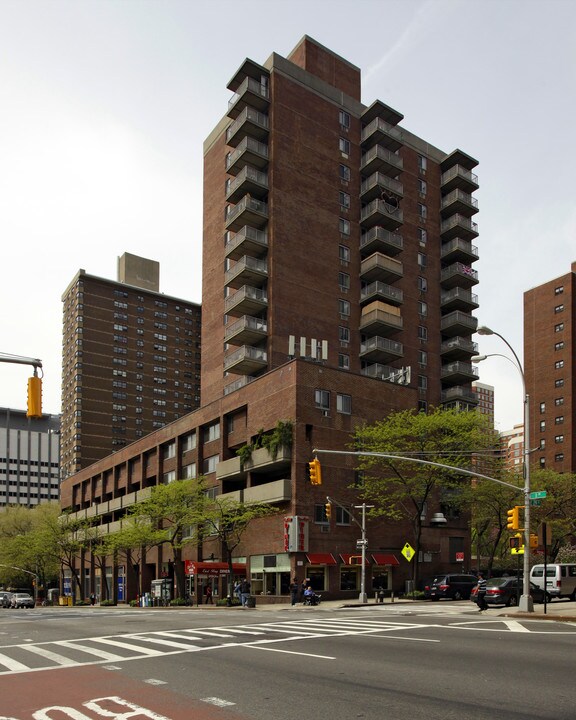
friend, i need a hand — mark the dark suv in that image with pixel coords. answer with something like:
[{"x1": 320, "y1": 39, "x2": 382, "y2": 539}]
[{"x1": 424, "y1": 574, "x2": 478, "y2": 601}]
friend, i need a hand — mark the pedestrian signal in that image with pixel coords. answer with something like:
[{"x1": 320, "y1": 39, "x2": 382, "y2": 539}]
[{"x1": 309, "y1": 458, "x2": 322, "y2": 485}]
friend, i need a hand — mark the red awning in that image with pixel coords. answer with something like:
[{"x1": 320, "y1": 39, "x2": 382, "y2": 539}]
[
  {"x1": 306, "y1": 553, "x2": 337, "y2": 566},
  {"x1": 371, "y1": 553, "x2": 400, "y2": 567},
  {"x1": 185, "y1": 561, "x2": 246, "y2": 577},
  {"x1": 339, "y1": 553, "x2": 370, "y2": 565}
]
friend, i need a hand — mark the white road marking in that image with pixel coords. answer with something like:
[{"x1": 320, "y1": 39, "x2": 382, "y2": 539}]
[
  {"x1": 23, "y1": 644, "x2": 78, "y2": 665},
  {"x1": 0, "y1": 651, "x2": 30, "y2": 671},
  {"x1": 201, "y1": 696, "x2": 236, "y2": 707},
  {"x1": 245, "y1": 645, "x2": 336, "y2": 659},
  {"x1": 89, "y1": 638, "x2": 165, "y2": 655},
  {"x1": 144, "y1": 678, "x2": 168, "y2": 685},
  {"x1": 501, "y1": 620, "x2": 531, "y2": 633},
  {"x1": 58, "y1": 640, "x2": 126, "y2": 662}
]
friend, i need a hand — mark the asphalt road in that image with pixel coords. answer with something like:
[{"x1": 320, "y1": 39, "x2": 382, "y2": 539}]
[{"x1": 0, "y1": 604, "x2": 574, "y2": 719}]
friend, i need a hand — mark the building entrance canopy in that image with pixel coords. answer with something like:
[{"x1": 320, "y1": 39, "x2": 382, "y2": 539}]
[{"x1": 185, "y1": 561, "x2": 246, "y2": 577}]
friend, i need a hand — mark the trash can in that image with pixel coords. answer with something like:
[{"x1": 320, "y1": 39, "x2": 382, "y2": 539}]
[{"x1": 245, "y1": 596, "x2": 256, "y2": 608}]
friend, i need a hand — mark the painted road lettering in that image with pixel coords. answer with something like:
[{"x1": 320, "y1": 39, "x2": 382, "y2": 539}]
[{"x1": 1, "y1": 696, "x2": 172, "y2": 720}]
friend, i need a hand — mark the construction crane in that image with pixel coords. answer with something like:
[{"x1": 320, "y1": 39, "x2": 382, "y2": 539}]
[{"x1": 0, "y1": 352, "x2": 43, "y2": 418}]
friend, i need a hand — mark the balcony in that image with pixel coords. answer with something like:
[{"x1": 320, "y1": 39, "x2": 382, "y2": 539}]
[
  {"x1": 361, "y1": 145, "x2": 403, "y2": 177},
  {"x1": 440, "y1": 287, "x2": 479, "y2": 312},
  {"x1": 226, "y1": 136, "x2": 269, "y2": 176},
  {"x1": 360, "y1": 172, "x2": 404, "y2": 203},
  {"x1": 441, "y1": 238, "x2": 479, "y2": 265},
  {"x1": 441, "y1": 311, "x2": 478, "y2": 337},
  {"x1": 441, "y1": 361, "x2": 479, "y2": 385},
  {"x1": 441, "y1": 262, "x2": 479, "y2": 289},
  {"x1": 360, "y1": 227, "x2": 403, "y2": 257},
  {"x1": 225, "y1": 255, "x2": 268, "y2": 289},
  {"x1": 361, "y1": 362, "x2": 399, "y2": 382},
  {"x1": 360, "y1": 336, "x2": 404, "y2": 363},
  {"x1": 216, "y1": 447, "x2": 291, "y2": 481},
  {"x1": 441, "y1": 214, "x2": 479, "y2": 241},
  {"x1": 360, "y1": 303, "x2": 403, "y2": 336},
  {"x1": 441, "y1": 189, "x2": 478, "y2": 218},
  {"x1": 440, "y1": 336, "x2": 478, "y2": 360},
  {"x1": 441, "y1": 386, "x2": 479, "y2": 406},
  {"x1": 441, "y1": 165, "x2": 479, "y2": 194},
  {"x1": 361, "y1": 117, "x2": 403, "y2": 152},
  {"x1": 223, "y1": 375, "x2": 255, "y2": 396},
  {"x1": 360, "y1": 198, "x2": 403, "y2": 230},
  {"x1": 218, "y1": 479, "x2": 291, "y2": 504},
  {"x1": 226, "y1": 106, "x2": 269, "y2": 148},
  {"x1": 360, "y1": 253, "x2": 403, "y2": 284},
  {"x1": 223, "y1": 345, "x2": 268, "y2": 374},
  {"x1": 225, "y1": 166, "x2": 268, "y2": 203},
  {"x1": 225, "y1": 226, "x2": 268, "y2": 260},
  {"x1": 227, "y1": 76, "x2": 270, "y2": 119},
  {"x1": 225, "y1": 196, "x2": 268, "y2": 232},
  {"x1": 225, "y1": 285, "x2": 268, "y2": 317},
  {"x1": 361, "y1": 280, "x2": 403, "y2": 306},
  {"x1": 224, "y1": 315, "x2": 268, "y2": 345}
]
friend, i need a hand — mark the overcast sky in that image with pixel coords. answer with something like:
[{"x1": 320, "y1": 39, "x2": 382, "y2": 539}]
[{"x1": 1, "y1": 0, "x2": 575, "y2": 431}]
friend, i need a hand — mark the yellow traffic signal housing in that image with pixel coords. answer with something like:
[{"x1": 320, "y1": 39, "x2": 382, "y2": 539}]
[
  {"x1": 506, "y1": 506, "x2": 520, "y2": 531},
  {"x1": 27, "y1": 376, "x2": 42, "y2": 418},
  {"x1": 529, "y1": 533, "x2": 538, "y2": 549},
  {"x1": 309, "y1": 458, "x2": 322, "y2": 485},
  {"x1": 509, "y1": 533, "x2": 523, "y2": 550},
  {"x1": 325, "y1": 502, "x2": 332, "y2": 520}
]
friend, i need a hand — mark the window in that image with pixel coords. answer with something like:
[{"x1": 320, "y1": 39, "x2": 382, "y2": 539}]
[
  {"x1": 418, "y1": 350, "x2": 428, "y2": 367},
  {"x1": 554, "y1": 285, "x2": 564, "y2": 295},
  {"x1": 555, "y1": 323, "x2": 564, "y2": 332},
  {"x1": 540, "y1": 420, "x2": 546, "y2": 431},
  {"x1": 418, "y1": 203, "x2": 427, "y2": 220},
  {"x1": 418, "y1": 375, "x2": 428, "y2": 390},
  {"x1": 555, "y1": 341, "x2": 565, "y2": 351},
  {"x1": 555, "y1": 360, "x2": 564, "y2": 369},
  {"x1": 336, "y1": 393, "x2": 351, "y2": 414},
  {"x1": 203, "y1": 422, "x2": 220, "y2": 443},
  {"x1": 339, "y1": 326, "x2": 350, "y2": 343},
  {"x1": 555, "y1": 378, "x2": 564, "y2": 387},
  {"x1": 555, "y1": 435, "x2": 564, "y2": 443},
  {"x1": 203, "y1": 454, "x2": 220, "y2": 474},
  {"x1": 554, "y1": 305, "x2": 564, "y2": 313},
  {"x1": 539, "y1": 439, "x2": 546, "y2": 450},
  {"x1": 418, "y1": 400, "x2": 428, "y2": 413},
  {"x1": 418, "y1": 178, "x2": 427, "y2": 195},
  {"x1": 336, "y1": 506, "x2": 351, "y2": 525},
  {"x1": 339, "y1": 137, "x2": 350, "y2": 155},
  {"x1": 339, "y1": 110, "x2": 351, "y2": 128},
  {"x1": 339, "y1": 164, "x2": 351, "y2": 181},
  {"x1": 418, "y1": 155, "x2": 427, "y2": 172},
  {"x1": 418, "y1": 276, "x2": 427, "y2": 292},
  {"x1": 315, "y1": 504, "x2": 329, "y2": 524},
  {"x1": 539, "y1": 402, "x2": 546, "y2": 413},
  {"x1": 338, "y1": 353, "x2": 350, "y2": 370},
  {"x1": 162, "y1": 442, "x2": 176, "y2": 460},
  {"x1": 182, "y1": 463, "x2": 197, "y2": 479},
  {"x1": 315, "y1": 389, "x2": 330, "y2": 410},
  {"x1": 418, "y1": 252, "x2": 427, "y2": 268},
  {"x1": 339, "y1": 218, "x2": 351, "y2": 235},
  {"x1": 339, "y1": 244, "x2": 350, "y2": 263},
  {"x1": 555, "y1": 416, "x2": 564, "y2": 424},
  {"x1": 555, "y1": 397, "x2": 564, "y2": 406},
  {"x1": 539, "y1": 458, "x2": 546, "y2": 468},
  {"x1": 555, "y1": 453, "x2": 564, "y2": 462},
  {"x1": 339, "y1": 299, "x2": 351, "y2": 316},
  {"x1": 418, "y1": 326, "x2": 428, "y2": 341},
  {"x1": 418, "y1": 301, "x2": 428, "y2": 317},
  {"x1": 338, "y1": 272, "x2": 350, "y2": 291},
  {"x1": 418, "y1": 227, "x2": 427, "y2": 245},
  {"x1": 163, "y1": 470, "x2": 176, "y2": 484},
  {"x1": 339, "y1": 190, "x2": 351, "y2": 208}
]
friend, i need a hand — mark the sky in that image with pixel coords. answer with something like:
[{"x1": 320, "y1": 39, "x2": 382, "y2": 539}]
[{"x1": 1, "y1": 0, "x2": 575, "y2": 432}]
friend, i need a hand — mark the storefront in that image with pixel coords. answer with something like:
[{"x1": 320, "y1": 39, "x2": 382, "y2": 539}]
[
  {"x1": 370, "y1": 553, "x2": 400, "y2": 592},
  {"x1": 250, "y1": 553, "x2": 291, "y2": 596},
  {"x1": 184, "y1": 561, "x2": 246, "y2": 602},
  {"x1": 304, "y1": 553, "x2": 337, "y2": 592}
]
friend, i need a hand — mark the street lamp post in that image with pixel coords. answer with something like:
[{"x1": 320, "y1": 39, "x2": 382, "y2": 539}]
[{"x1": 474, "y1": 325, "x2": 533, "y2": 613}]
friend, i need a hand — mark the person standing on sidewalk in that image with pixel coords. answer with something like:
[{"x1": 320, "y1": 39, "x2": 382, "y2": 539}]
[
  {"x1": 289, "y1": 578, "x2": 299, "y2": 606},
  {"x1": 476, "y1": 573, "x2": 488, "y2": 612}
]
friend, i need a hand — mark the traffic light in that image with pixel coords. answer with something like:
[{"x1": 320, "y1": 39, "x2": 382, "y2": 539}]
[
  {"x1": 509, "y1": 533, "x2": 522, "y2": 549},
  {"x1": 309, "y1": 458, "x2": 322, "y2": 485},
  {"x1": 506, "y1": 506, "x2": 520, "y2": 531},
  {"x1": 27, "y1": 375, "x2": 42, "y2": 418},
  {"x1": 529, "y1": 533, "x2": 538, "y2": 549},
  {"x1": 325, "y1": 501, "x2": 332, "y2": 520}
]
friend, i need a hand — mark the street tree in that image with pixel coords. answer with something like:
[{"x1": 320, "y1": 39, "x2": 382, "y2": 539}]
[{"x1": 354, "y1": 406, "x2": 499, "y2": 585}]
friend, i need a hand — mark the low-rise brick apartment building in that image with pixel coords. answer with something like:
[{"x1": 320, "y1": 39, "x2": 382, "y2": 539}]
[{"x1": 60, "y1": 37, "x2": 481, "y2": 603}]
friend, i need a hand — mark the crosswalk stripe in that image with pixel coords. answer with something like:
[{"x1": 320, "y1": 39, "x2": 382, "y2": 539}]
[
  {"x1": 57, "y1": 640, "x2": 126, "y2": 661},
  {"x1": 23, "y1": 644, "x2": 78, "y2": 666},
  {"x1": 0, "y1": 652, "x2": 30, "y2": 672},
  {"x1": 125, "y1": 635, "x2": 201, "y2": 649},
  {"x1": 89, "y1": 638, "x2": 164, "y2": 655}
]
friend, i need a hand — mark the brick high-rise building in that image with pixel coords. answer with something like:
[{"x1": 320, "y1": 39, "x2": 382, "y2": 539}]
[
  {"x1": 60, "y1": 38, "x2": 481, "y2": 603},
  {"x1": 60, "y1": 253, "x2": 201, "y2": 480},
  {"x1": 472, "y1": 381, "x2": 495, "y2": 427},
  {"x1": 525, "y1": 261, "x2": 576, "y2": 472}
]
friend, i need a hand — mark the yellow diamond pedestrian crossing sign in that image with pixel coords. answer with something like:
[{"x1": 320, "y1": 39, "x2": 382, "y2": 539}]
[{"x1": 401, "y1": 542, "x2": 415, "y2": 562}]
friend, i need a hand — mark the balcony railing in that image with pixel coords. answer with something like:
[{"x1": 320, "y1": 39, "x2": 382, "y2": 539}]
[
  {"x1": 361, "y1": 117, "x2": 403, "y2": 150},
  {"x1": 225, "y1": 255, "x2": 268, "y2": 289},
  {"x1": 360, "y1": 227, "x2": 403, "y2": 257},
  {"x1": 441, "y1": 262, "x2": 479, "y2": 288},
  {"x1": 228, "y1": 76, "x2": 270, "y2": 118},
  {"x1": 440, "y1": 336, "x2": 478, "y2": 358},
  {"x1": 224, "y1": 285, "x2": 268, "y2": 316},
  {"x1": 360, "y1": 252, "x2": 403, "y2": 284},
  {"x1": 360, "y1": 172, "x2": 404, "y2": 200},
  {"x1": 441, "y1": 214, "x2": 479, "y2": 240},
  {"x1": 226, "y1": 106, "x2": 269, "y2": 147},
  {"x1": 223, "y1": 375, "x2": 255, "y2": 396},
  {"x1": 360, "y1": 198, "x2": 403, "y2": 230},
  {"x1": 360, "y1": 336, "x2": 404, "y2": 362},
  {"x1": 223, "y1": 345, "x2": 268, "y2": 373},
  {"x1": 440, "y1": 311, "x2": 478, "y2": 336},
  {"x1": 225, "y1": 226, "x2": 268, "y2": 260},
  {"x1": 441, "y1": 386, "x2": 479, "y2": 404},
  {"x1": 440, "y1": 237, "x2": 479, "y2": 264},
  {"x1": 361, "y1": 145, "x2": 403, "y2": 177},
  {"x1": 224, "y1": 314, "x2": 268, "y2": 343},
  {"x1": 441, "y1": 189, "x2": 478, "y2": 217},
  {"x1": 225, "y1": 165, "x2": 268, "y2": 203},
  {"x1": 440, "y1": 287, "x2": 479, "y2": 311},
  {"x1": 440, "y1": 165, "x2": 479, "y2": 193},
  {"x1": 225, "y1": 196, "x2": 268, "y2": 231},
  {"x1": 226, "y1": 136, "x2": 269, "y2": 175},
  {"x1": 361, "y1": 280, "x2": 403, "y2": 306}
]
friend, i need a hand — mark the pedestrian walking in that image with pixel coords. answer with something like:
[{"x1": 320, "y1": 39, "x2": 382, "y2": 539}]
[
  {"x1": 240, "y1": 579, "x2": 251, "y2": 607},
  {"x1": 234, "y1": 580, "x2": 242, "y2": 604},
  {"x1": 476, "y1": 573, "x2": 488, "y2": 612},
  {"x1": 205, "y1": 585, "x2": 214, "y2": 604},
  {"x1": 89, "y1": 593, "x2": 96, "y2": 606},
  {"x1": 289, "y1": 578, "x2": 299, "y2": 606}
]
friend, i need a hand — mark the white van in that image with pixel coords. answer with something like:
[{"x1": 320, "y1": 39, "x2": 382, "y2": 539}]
[{"x1": 530, "y1": 563, "x2": 576, "y2": 600}]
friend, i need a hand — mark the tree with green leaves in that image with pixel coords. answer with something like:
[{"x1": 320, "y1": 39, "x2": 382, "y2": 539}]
[{"x1": 354, "y1": 406, "x2": 499, "y2": 585}]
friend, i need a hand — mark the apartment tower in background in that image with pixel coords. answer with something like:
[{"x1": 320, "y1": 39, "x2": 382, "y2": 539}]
[
  {"x1": 472, "y1": 381, "x2": 495, "y2": 427},
  {"x1": 525, "y1": 261, "x2": 576, "y2": 472},
  {"x1": 60, "y1": 253, "x2": 201, "y2": 480}
]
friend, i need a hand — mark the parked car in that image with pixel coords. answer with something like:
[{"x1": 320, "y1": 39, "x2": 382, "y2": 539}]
[
  {"x1": 424, "y1": 574, "x2": 479, "y2": 601},
  {"x1": 530, "y1": 563, "x2": 576, "y2": 600},
  {"x1": 470, "y1": 577, "x2": 545, "y2": 607},
  {"x1": 0, "y1": 591, "x2": 14, "y2": 608},
  {"x1": 10, "y1": 592, "x2": 35, "y2": 609}
]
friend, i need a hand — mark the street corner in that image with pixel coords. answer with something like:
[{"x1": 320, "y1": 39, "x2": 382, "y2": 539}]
[{"x1": 0, "y1": 665, "x2": 248, "y2": 720}]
